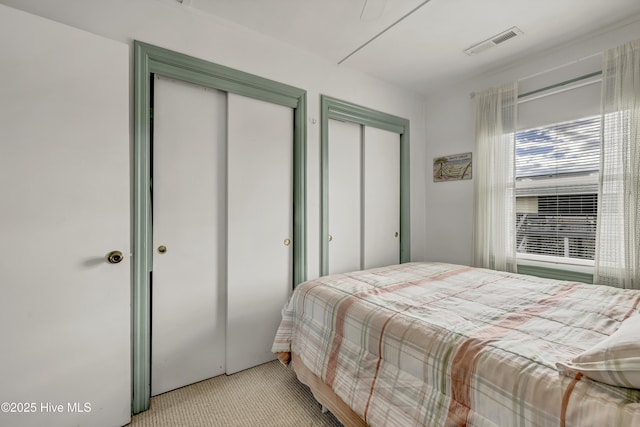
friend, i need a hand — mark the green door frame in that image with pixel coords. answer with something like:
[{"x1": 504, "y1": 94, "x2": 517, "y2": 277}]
[
  {"x1": 320, "y1": 95, "x2": 410, "y2": 276},
  {"x1": 132, "y1": 41, "x2": 307, "y2": 414}
]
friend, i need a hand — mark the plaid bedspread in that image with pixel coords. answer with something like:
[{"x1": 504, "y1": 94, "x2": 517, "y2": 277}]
[{"x1": 272, "y1": 262, "x2": 640, "y2": 426}]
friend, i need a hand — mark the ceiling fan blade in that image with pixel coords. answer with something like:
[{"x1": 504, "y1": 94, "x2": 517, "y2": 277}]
[{"x1": 360, "y1": 0, "x2": 387, "y2": 21}]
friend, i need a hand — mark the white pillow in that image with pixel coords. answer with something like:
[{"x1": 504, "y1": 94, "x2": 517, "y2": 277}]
[{"x1": 556, "y1": 314, "x2": 640, "y2": 389}]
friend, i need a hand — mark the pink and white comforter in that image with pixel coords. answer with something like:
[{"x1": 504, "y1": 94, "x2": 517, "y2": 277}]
[{"x1": 272, "y1": 262, "x2": 640, "y2": 426}]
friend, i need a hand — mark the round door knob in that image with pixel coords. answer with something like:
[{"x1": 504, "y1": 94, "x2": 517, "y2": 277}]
[
  {"x1": 328, "y1": 234, "x2": 333, "y2": 242},
  {"x1": 283, "y1": 239, "x2": 291, "y2": 247},
  {"x1": 107, "y1": 250, "x2": 124, "y2": 264},
  {"x1": 157, "y1": 245, "x2": 167, "y2": 254},
  {"x1": 395, "y1": 232, "x2": 399, "y2": 238}
]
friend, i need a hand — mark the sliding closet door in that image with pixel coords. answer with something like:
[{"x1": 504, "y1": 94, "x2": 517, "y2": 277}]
[
  {"x1": 151, "y1": 76, "x2": 227, "y2": 396},
  {"x1": 227, "y1": 93, "x2": 293, "y2": 374},
  {"x1": 328, "y1": 119, "x2": 362, "y2": 274},
  {"x1": 363, "y1": 126, "x2": 401, "y2": 269},
  {"x1": 326, "y1": 121, "x2": 401, "y2": 273}
]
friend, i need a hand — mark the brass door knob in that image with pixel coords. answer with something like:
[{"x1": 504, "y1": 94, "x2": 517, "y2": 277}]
[
  {"x1": 395, "y1": 232, "x2": 399, "y2": 238},
  {"x1": 157, "y1": 245, "x2": 167, "y2": 254},
  {"x1": 283, "y1": 239, "x2": 291, "y2": 247},
  {"x1": 328, "y1": 234, "x2": 333, "y2": 242},
  {"x1": 107, "y1": 250, "x2": 124, "y2": 264}
]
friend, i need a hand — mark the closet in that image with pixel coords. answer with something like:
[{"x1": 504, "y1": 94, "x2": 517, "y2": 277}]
[
  {"x1": 323, "y1": 96, "x2": 407, "y2": 276},
  {"x1": 151, "y1": 77, "x2": 226, "y2": 395},
  {"x1": 362, "y1": 126, "x2": 401, "y2": 269},
  {"x1": 226, "y1": 93, "x2": 293, "y2": 375},
  {"x1": 151, "y1": 75, "x2": 293, "y2": 395},
  {"x1": 327, "y1": 119, "x2": 362, "y2": 273},
  {"x1": 327, "y1": 120, "x2": 401, "y2": 274}
]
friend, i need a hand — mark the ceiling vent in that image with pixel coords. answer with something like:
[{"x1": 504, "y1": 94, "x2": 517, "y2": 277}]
[{"x1": 464, "y1": 26, "x2": 523, "y2": 56}]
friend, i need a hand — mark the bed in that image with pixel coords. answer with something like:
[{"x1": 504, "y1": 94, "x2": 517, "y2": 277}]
[{"x1": 271, "y1": 262, "x2": 640, "y2": 426}]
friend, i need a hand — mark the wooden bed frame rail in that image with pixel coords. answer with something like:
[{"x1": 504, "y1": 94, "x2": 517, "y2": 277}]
[{"x1": 289, "y1": 352, "x2": 368, "y2": 427}]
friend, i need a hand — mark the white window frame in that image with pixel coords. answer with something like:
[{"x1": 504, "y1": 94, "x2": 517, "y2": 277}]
[{"x1": 515, "y1": 82, "x2": 602, "y2": 281}]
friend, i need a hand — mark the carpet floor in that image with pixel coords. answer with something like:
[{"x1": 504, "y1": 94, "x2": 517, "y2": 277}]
[{"x1": 128, "y1": 360, "x2": 343, "y2": 427}]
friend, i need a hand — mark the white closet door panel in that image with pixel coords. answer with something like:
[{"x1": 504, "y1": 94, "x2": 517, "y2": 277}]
[
  {"x1": 152, "y1": 76, "x2": 226, "y2": 396},
  {"x1": 227, "y1": 93, "x2": 293, "y2": 374},
  {"x1": 328, "y1": 119, "x2": 362, "y2": 274},
  {"x1": 363, "y1": 126, "x2": 400, "y2": 269},
  {"x1": 0, "y1": 6, "x2": 130, "y2": 427}
]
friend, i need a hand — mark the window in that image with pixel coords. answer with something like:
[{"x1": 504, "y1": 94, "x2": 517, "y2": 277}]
[
  {"x1": 514, "y1": 58, "x2": 603, "y2": 272},
  {"x1": 515, "y1": 116, "x2": 600, "y2": 265}
]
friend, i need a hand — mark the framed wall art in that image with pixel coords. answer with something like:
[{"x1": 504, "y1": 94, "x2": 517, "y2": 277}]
[{"x1": 433, "y1": 152, "x2": 472, "y2": 182}]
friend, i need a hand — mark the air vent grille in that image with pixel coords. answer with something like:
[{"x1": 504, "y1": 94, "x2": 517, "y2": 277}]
[
  {"x1": 492, "y1": 30, "x2": 519, "y2": 45},
  {"x1": 464, "y1": 26, "x2": 523, "y2": 56}
]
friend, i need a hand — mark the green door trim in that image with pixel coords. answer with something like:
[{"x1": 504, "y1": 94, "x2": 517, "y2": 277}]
[
  {"x1": 320, "y1": 95, "x2": 410, "y2": 276},
  {"x1": 133, "y1": 41, "x2": 307, "y2": 414}
]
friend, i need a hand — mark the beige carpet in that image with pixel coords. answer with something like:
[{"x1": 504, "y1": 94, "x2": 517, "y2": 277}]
[{"x1": 128, "y1": 360, "x2": 343, "y2": 427}]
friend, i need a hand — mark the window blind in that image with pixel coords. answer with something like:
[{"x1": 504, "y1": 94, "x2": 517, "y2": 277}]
[{"x1": 515, "y1": 116, "x2": 601, "y2": 262}]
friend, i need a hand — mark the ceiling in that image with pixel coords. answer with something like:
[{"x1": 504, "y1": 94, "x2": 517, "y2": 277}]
[
  {"x1": 2, "y1": 0, "x2": 640, "y2": 96},
  {"x1": 186, "y1": 0, "x2": 640, "y2": 95}
]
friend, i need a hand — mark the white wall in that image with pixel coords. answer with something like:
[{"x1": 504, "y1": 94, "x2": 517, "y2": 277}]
[
  {"x1": 0, "y1": 0, "x2": 428, "y2": 279},
  {"x1": 423, "y1": 18, "x2": 640, "y2": 266}
]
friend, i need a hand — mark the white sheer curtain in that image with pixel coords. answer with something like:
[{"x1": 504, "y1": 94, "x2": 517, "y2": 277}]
[
  {"x1": 595, "y1": 39, "x2": 640, "y2": 289},
  {"x1": 472, "y1": 82, "x2": 518, "y2": 272}
]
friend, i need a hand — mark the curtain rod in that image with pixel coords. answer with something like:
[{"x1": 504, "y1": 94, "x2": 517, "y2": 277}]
[
  {"x1": 469, "y1": 70, "x2": 602, "y2": 100},
  {"x1": 469, "y1": 49, "x2": 604, "y2": 99},
  {"x1": 517, "y1": 51, "x2": 603, "y2": 82},
  {"x1": 518, "y1": 70, "x2": 602, "y2": 99}
]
